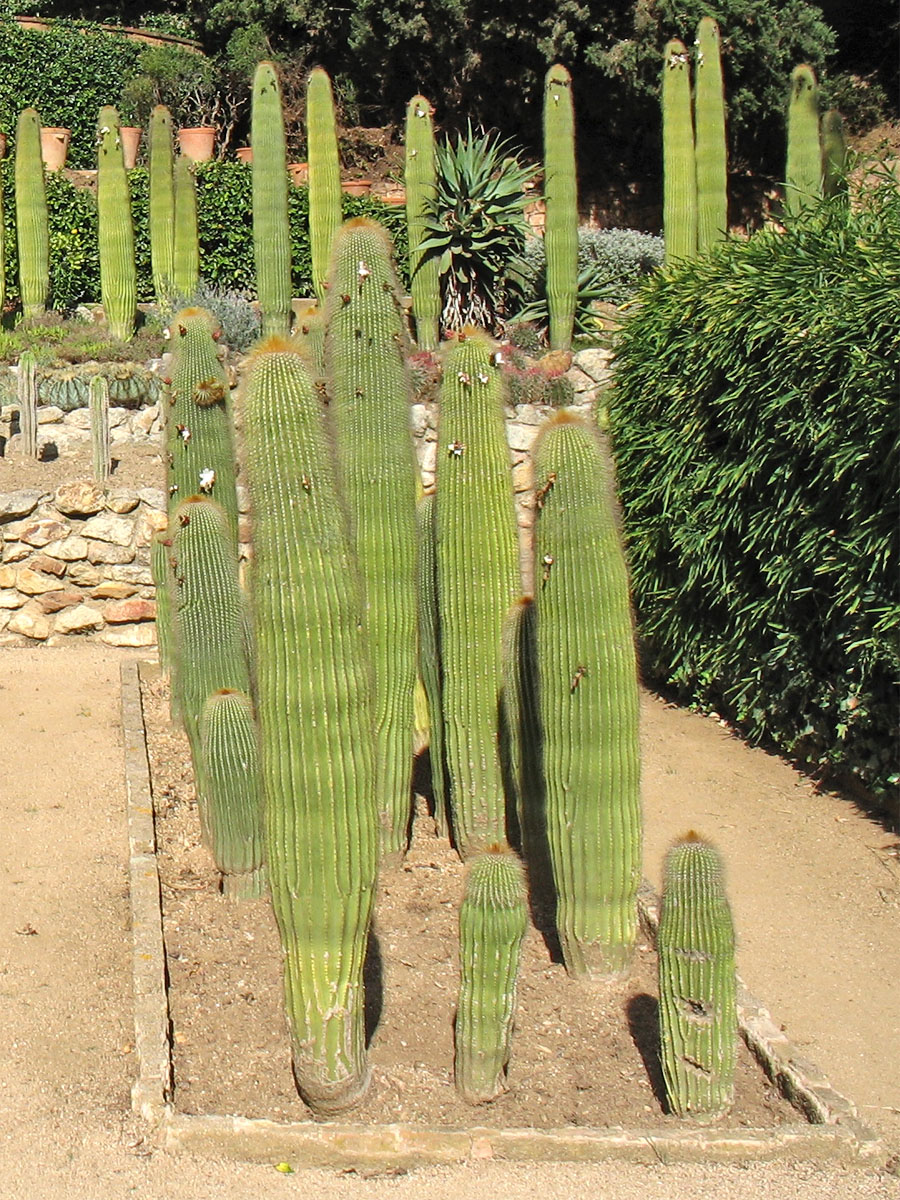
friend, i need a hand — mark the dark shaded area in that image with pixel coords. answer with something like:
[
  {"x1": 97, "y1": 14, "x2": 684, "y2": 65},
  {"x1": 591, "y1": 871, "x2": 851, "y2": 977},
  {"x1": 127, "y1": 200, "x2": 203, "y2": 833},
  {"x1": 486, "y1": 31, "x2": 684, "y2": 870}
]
[
  {"x1": 362, "y1": 923, "x2": 384, "y2": 1046},
  {"x1": 627, "y1": 991, "x2": 668, "y2": 1113}
]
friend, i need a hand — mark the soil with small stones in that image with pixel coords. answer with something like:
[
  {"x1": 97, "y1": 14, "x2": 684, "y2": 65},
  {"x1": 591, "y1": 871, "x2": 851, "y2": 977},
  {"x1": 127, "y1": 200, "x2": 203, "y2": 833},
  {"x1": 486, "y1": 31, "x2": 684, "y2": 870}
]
[
  {"x1": 140, "y1": 670, "x2": 797, "y2": 1130},
  {"x1": 0, "y1": 440, "x2": 163, "y2": 493}
]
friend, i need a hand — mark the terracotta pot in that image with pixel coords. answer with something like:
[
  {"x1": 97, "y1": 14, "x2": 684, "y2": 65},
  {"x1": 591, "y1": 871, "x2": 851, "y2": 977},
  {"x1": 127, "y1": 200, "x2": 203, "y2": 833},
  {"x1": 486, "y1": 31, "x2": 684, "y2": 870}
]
[
  {"x1": 342, "y1": 179, "x2": 372, "y2": 197},
  {"x1": 235, "y1": 145, "x2": 253, "y2": 163},
  {"x1": 287, "y1": 161, "x2": 308, "y2": 186},
  {"x1": 0, "y1": 132, "x2": 7, "y2": 160},
  {"x1": 40, "y1": 127, "x2": 70, "y2": 172},
  {"x1": 380, "y1": 189, "x2": 406, "y2": 206},
  {"x1": 120, "y1": 126, "x2": 142, "y2": 169},
  {"x1": 177, "y1": 126, "x2": 216, "y2": 163}
]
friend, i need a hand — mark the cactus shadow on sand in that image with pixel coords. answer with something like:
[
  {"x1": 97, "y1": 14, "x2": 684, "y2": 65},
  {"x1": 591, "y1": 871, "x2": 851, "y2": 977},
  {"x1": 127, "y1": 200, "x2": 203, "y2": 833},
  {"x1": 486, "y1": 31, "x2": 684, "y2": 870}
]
[{"x1": 627, "y1": 992, "x2": 669, "y2": 1112}]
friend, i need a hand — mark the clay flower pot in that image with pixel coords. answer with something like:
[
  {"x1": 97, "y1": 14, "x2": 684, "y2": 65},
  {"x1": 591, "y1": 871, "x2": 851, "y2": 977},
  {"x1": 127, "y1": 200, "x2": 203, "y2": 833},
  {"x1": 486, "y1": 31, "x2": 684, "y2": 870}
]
[
  {"x1": 287, "y1": 161, "x2": 308, "y2": 185},
  {"x1": 0, "y1": 132, "x2": 7, "y2": 160},
  {"x1": 235, "y1": 145, "x2": 253, "y2": 163},
  {"x1": 120, "y1": 126, "x2": 142, "y2": 169},
  {"x1": 342, "y1": 179, "x2": 373, "y2": 197},
  {"x1": 177, "y1": 126, "x2": 216, "y2": 163},
  {"x1": 40, "y1": 127, "x2": 70, "y2": 172}
]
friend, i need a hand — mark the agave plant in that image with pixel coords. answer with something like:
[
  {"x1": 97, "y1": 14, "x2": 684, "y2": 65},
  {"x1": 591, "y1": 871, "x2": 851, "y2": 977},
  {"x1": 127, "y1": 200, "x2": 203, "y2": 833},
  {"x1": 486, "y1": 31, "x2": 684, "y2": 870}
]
[{"x1": 418, "y1": 124, "x2": 533, "y2": 332}]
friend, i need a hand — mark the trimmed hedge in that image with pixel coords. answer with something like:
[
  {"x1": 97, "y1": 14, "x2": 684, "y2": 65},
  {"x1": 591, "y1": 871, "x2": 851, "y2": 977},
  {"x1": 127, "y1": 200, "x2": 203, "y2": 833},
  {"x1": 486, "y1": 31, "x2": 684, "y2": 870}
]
[
  {"x1": 0, "y1": 161, "x2": 408, "y2": 312},
  {"x1": 609, "y1": 175, "x2": 900, "y2": 802}
]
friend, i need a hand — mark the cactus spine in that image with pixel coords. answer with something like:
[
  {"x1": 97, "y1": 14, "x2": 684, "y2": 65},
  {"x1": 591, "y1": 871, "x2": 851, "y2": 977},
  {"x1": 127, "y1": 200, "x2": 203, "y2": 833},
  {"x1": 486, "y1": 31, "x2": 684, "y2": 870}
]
[
  {"x1": 173, "y1": 156, "x2": 200, "y2": 297},
  {"x1": 324, "y1": 218, "x2": 419, "y2": 857},
  {"x1": 405, "y1": 95, "x2": 441, "y2": 350},
  {"x1": 821, "y1": 109, "x2": 848, "y2": 200},
  {"x1": 15, "y1": 108, "x2": 50, "y2": 317},
  {"x1": 435, "y1": 331, "x2": 521, "y2": 857},
  {"x1": 307, "y1": 67, "x2": 342, "y2": 301},
  {"x1": 241, "y1": 340, "x2": 378, "y2": 1114},
  {"x1": 89, "y1": 374, "x2": 111, "y2": 481},
  {"x1": 251, "y1": 62, "x2": 292, "y2": 337},
  {"x1": 694, "y1": 18, "x2": 728, "y2": 251},
  {"x1": 199, "y1": 689, "x2": 266, "y2": 898},
  {"x1": 17, "y1": 351, "x2": 38, "y2": 458},
  {"x1": 543, "y1": 64, "x2": 578, "y2": 351},
  {"x1": 149, "y1": 105, "x2": 176, "y2": 306},
  {"x1": 97, "y1": 106, "x2": 137, "y2": 340},
  {"x1": 455, "y1": 847, "x2": 527, "y2": 1103},
  {"x1": 786, "y1": 65, "x2": 822, "y2": 216},
  {"x1": 533, "y1": 415, "x2": 641, "y2": 977},
  {"x1": 658, "y1": 833, "x2": 737, "y2": 1120},
  {"x1": 662, "y1": 40, "x2": 697, "y2": 264}
]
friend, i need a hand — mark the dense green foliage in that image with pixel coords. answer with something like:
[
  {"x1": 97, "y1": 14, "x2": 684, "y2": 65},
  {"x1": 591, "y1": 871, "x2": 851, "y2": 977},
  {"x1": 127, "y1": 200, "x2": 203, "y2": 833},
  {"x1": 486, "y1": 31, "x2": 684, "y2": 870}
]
[
  {"x1": 609, "y1": 178, "x2": 900, "y2": 800},
  {"x1": 0, "y1": 161, "x2": 407, "y2": 312}
]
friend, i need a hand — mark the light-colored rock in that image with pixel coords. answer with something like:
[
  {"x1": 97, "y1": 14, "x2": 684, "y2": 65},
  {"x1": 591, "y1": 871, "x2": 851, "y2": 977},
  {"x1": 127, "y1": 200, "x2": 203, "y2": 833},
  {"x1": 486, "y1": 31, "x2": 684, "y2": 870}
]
[
  {"x1": 81, "y1": 514, "x2": 134, "y2": 546},
  {"x1": 29, "y1": 553, "x2": 66, "y2": 578},
  {"x1": 134, "y1": 509, "x2": 168, "y2": 546},
  {"x1": 108, "y1": 406, "x2": 129, "y2": 429},
  {"x1": 54, "y1": 603, "x2": 104, "y2": 634},
  {"x1": 138, "y1": 488, "x2": 167, "y2": 511},
  {"x1": 512, "y1": 457, "x2": 533, "y2": 493},
  {"x1": 91, "y1": 581, "x2": 137, "y2": 600},
  {"x1": 105, "y1": 488, "x2": 140, "y2": 514},
  {"x1": 573, "y1": 346, "x2": 614, "y2": 383},
  {"x1": 66, "y1": 408, "x2": 92, "y2": 430},
  {"x1": 8, "y1": 608, "x2": 50, "y2": 639},
  {"x1": 37, "y1": 589, "x2": 84, "y2": 614},
  {"x1": 87, "y1": 541, "x2": 135, "y2": 565},
  {"x1": 16, "y1": 568, "x2": 64, "y2": 595},
  {"x1": 101, "y1": 622, "x2": 157, "y2": 647},
  {"x1": 67, "y1": 562, "x2": 104, "y2": 587},
  {"x1": 0, "y1": 589, "x2": 24, "y2": 609},
  {"x1": 133, "y1": 405, "x2": 159, "y2": 435},
  {"x1": 104, "y1": 597, "x2": 156, "y2": 624},
  {"x1": 5, "y1": 517, "x2": 70, "y2": 547},
  {"x1": 235, "y1": 484, "x2": 250, "y2": 514},
  {"x1": 42, "y1": 535, "x2": 89, "y2": 562},
  {"x1": 506, "y1": 422, "x2": 541, "y2": 453},
  {"x1": 1, "y1": 541, "x2": 30, "y2": 563},
  {"x1": 109, "y1": 564, "x2": 153, "y2": 585},
  {"x1": 0, "y1": 565, "x2": 16, "y2": 588},
  {"x1": 0, "y1": 490, "x2": 44, "y2": 521},
  {"x1": 55, "y1": 480, "x2": 106, "y2": 516},
  {"x1": 36, "y1": 405, "x2": 64, "y2": 424}
]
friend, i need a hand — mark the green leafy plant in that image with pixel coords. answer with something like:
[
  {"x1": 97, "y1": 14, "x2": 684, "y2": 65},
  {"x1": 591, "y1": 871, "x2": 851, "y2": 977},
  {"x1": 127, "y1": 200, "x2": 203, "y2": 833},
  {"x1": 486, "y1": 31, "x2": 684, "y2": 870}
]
[{"x1": 418, "y1": 124, "x2": 533, "y2": 332}]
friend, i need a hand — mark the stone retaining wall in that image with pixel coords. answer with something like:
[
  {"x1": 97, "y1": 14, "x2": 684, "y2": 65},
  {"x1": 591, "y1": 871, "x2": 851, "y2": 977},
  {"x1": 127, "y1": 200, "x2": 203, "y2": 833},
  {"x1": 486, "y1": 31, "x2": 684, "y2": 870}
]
[{"x1": 0, "y1": 402, "x2": 163, "y2": 457}]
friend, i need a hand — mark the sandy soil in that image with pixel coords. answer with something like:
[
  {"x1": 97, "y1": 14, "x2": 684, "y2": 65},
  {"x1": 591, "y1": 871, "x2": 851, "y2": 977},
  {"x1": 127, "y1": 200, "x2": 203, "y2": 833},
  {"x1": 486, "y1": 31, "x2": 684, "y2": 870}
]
[{"x1": 0, "y1": 644, "x2": 898, "y2": 1200}]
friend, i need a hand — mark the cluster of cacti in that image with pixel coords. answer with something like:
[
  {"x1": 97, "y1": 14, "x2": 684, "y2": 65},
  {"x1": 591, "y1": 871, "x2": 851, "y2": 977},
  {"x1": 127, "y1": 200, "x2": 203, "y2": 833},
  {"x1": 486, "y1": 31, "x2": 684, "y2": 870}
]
[
  {"x1": 542, "y1": 64, "x2": 578, "y2": 351},
  {"x1": 306, "y1": 66, "x2": 342, "y2": 302},
  {"x1": 96, "y1": 106, "x2": 137, "y2": 341},
  {"x1": 14, "y1": 108, "x2": 50, "y2": 318},
  {"x1": 405, "y1": 96, "x2": 441, "y2": 351},
  {"x1": 251, "y1": 62, "x2": 292, "y2": 337},
  {"x1": 89, "y1": 373, "x2": 111, "y2": 481},
  {"x1": 658, "y1": 833, "x2": 737, "y2": 1120}
]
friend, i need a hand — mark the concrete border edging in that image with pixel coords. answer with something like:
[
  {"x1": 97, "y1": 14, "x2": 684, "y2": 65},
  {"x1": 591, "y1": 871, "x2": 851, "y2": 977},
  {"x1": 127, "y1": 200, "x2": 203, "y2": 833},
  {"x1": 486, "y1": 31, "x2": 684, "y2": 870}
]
[{"x1": 121, "y1": 661, "x2": 886, "y2": 1168}]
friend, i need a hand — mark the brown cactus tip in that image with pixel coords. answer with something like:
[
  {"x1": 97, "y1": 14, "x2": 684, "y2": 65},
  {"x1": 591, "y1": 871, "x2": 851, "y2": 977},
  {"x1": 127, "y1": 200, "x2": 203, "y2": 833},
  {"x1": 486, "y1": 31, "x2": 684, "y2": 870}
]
[
  {"x1": 247, "y1": 334, "x2": 298, "y2": 358},
  {"x1": 212, "y1": 687, "x2": 239, "y2": 697},
  {"x1": 683, "y1": 830, "x2": 703, "y2": 843},
  {"x1": 519, "y1": 594, "x2": 535, "y2": 610}
]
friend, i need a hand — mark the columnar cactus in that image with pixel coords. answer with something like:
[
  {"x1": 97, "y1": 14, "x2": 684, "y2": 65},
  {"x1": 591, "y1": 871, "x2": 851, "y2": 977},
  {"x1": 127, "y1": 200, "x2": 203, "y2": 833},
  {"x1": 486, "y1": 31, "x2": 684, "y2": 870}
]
[
  {"x1": 97, "y1": 106, "x2": 137, "y2": 340},
  {"x1": 543, "y1": 64, "x2": 578, "y2": 352},
  {"x1": 17, "y1": 350, "x2": 38, "y2": 458},
  {"x1": 821, "y1": 109, "x2": 848, "y2": 200},
  {"x1": 405, "y1": 95, "x2": 440, "y2": 350},
  {"x1": 417, "y1": 491, "x2": 448, "y2": 837},
  {"x1": 165, "y1": 307, "x2": 238, "y2": 540},
  {"x1": 532, "y1": 414, "x2": 641, "y2": 977},
  {"x1": 173, "y1": 156, "x2": 200, "y2": 297},
  {"x1": 251, "y1": 61, "x2": 292, "y2": 337},
  {"x1": 435, "y1": 331, "x2": 521, "y2": 858},
  {"x1": 199, "y1": 688, "x2": 266, "y2": 898},
  {"x1": 500, "y1": 596, "x2": 545, "y2": 870},
  {"x1": 150, "y1": 528, "x2": 174, "y2": 679},
  {"x1": 694, "y1": 18, "x2": 728, "y2": 251},
  {"x1": 455, "y1": 846, "x2": 528, "y2": 1103},
  {"x1": 658, "y1": 833, "x2": 737, "y2": 1120},
  {"x1": 149, "y1": 105, "x2": 176, "y2": 306},
  {"x1": 240, "y1": 339, "x2": 378, "y2": 1114},
  {"x1": 293, "y1": 301, "x2": 326, "y2": 376},
  {"x1": 89, "y1": 373, "x2": 111, "y2": 481},
  {"x1": 662, "y1": 39, "x2": 697, "y2": 264},
  {"x1": 786, "y1": 64, "x2": 822, "y2": 217},
  {"x1": 324, "y1": 218, "x2": 419, "y2": 857},
  {"x1": 307, "y1": 67, "x2": 342, "y2": 301},
  {"x1": 14, "y1": 108, "x2": 50, "y2": 317}
]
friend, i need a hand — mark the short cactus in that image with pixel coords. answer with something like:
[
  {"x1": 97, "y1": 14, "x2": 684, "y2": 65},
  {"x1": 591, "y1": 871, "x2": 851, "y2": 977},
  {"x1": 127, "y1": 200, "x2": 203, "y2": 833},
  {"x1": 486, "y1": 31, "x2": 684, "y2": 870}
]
[
  {"x1": 821, "y1": 109, "x2": 848, "y2": 200},
  {"x1": 455, "y1": 846, "x2": 528, "y2": 1103},
  {"x1": 543, "y1": 64, "x2": 578, "y2": 351},
  {"x1": 786, "y1": 65, "x2": 822, "y2": 216},
  {"x1": 17, "y1": 350, "x2": 38, "y2": 458},
  {"x1": 97, "y1": 106, "x2": 137, "y2": 340},
  {"x1": 15, "y1": 108, "x2": 50, "y2": 317},
  {"x1": 662, "y1": 39, "x2": 697, "y2": 263},
  {"x1": 658, "y1": 833, "x2": 737, "y2": 1121},
  {"x1": 251, "y1": 62, "x2": 292, "y2": 337},
  {"x1": 89, "y1": 374, "x2": 111, "y2": 481}
]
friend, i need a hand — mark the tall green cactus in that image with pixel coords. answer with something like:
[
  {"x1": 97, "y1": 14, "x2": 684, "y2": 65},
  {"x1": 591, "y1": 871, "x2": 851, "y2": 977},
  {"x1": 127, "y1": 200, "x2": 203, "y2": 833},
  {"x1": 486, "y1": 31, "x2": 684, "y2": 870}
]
[
  {"x1": 821, "y1": 109, "x2": 848, "y2": 200},
  {"x1": 307, "y1": 67, "x2": 342, "y2": 302},
  {"x1": 662, "y1": 39, "x2": 697, "y2": 264},
  {"x1": 251, "y1": 61, "x2": 292, "y2": 337},
  {"x1": 165, "y1": 306, "x2": 239, "y2": 541},
  {"x1": 543, "y1": 64, "x2": 578, "y2": 351},
  {"x1": 199, "y1": 688, "x2": 266, "y2": 898},
  {"x1": 435, "y1": 330, "x2": 521, "y2": 858},
  {"x1": 417, "y1": 491, "x2": 448, "y2": 837},
  {"x1": 17, "y1": 350, "x2": 38, "y2": 458},
  {"x1": 149, "y1": 105, "x2": 176, "y2": 306},
  {"x1": 455, "y1": 847, "x2": 527, "y2": 1103},
  {"x1": 240, "y1": 338, "x2": 378, "y2": 1114},
  {"x1": 173, "y1": 156, "x2": 200, "y2": 297},
  {"x1": 694, "y1": 18, "x2": 728, "y2": 251},
  {"x1": 14, "y1": 108, "x2": 50, "y2": 318},
  {"x1": 89, "y1": 373, "x2": 111, "y2": 481},
  {"x1": 324, "y1": 218, "x2": 419, "y2": 857},
  {"x1": 786, "y1": 64, "x2": 822, "y2": 217},
  {"x1": 97, "y1": 106, "x2": 137, "y2": 341},
  {"x1": 405, "y1": 95, "x2": 441, "y2": 350},
  {"x1": 532, "y1": 414, "x2": 641, "y2": 977},
  {"x1": 150, "y1": 527, "x2": 174, "y2": 679},
  {"x1": 658, "y1": 832, "x2": 737, "y2": 1121}
]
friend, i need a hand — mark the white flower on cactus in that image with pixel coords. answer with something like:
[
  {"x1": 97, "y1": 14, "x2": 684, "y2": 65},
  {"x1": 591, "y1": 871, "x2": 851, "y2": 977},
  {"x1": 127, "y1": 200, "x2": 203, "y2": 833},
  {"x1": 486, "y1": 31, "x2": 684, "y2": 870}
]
[
  {"x1": 199, "y1": 468, "x2": 216, "y2": 493},
  {"x1": 357, "y1": 260, "x2": 370, "y2": 280}
]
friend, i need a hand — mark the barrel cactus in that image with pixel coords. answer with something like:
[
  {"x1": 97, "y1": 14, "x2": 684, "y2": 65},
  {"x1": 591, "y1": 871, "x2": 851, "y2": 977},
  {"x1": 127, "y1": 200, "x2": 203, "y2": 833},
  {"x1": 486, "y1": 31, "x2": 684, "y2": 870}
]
[{"x1": 658, "y1": 833, "x2": 737, "y2": 1120}]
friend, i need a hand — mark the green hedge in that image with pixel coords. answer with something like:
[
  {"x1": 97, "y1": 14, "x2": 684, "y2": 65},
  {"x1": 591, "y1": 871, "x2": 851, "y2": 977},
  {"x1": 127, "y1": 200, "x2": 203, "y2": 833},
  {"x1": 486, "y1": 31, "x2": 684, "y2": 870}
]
[
  {"x1": 0, "y1": 161, "x2": 409, "y2": 311},
  {"x1": 609, "y1": 175, "x2": 900, "y2": 802}
]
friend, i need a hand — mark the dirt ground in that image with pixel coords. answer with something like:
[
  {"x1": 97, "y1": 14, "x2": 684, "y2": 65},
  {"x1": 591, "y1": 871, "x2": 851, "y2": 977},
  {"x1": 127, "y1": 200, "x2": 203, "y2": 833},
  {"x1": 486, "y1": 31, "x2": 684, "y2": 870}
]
[{"x1": 0, "y1": 643, "x2": 898, "y2": 1200}]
